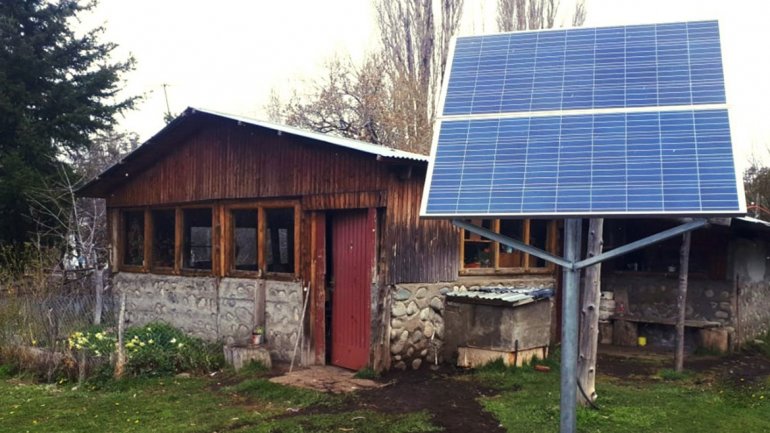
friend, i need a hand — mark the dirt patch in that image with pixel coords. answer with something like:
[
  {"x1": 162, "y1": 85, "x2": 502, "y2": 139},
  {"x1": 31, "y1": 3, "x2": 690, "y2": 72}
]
[
  {"x1": 268, "y1": 365, "x2": 384, "y2": 393},
  {"x1": 317, "y1": 365, "x2": 505, "y2": 433},
  {"x1": 598, "y1": 345, "x2": 770, "y2": 388}
]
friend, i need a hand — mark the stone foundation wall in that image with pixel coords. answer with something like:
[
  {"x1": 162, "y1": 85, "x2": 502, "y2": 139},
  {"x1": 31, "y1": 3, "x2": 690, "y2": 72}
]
[
  {"x1": 265, "y1": 280, "x2": 304, "y2": 362},
  {"x1": 389, "y1": 276, "x2": 555, "y2": 370},
  {"x1": 114, "y1": 273, "x2": 219, "y2": 340},
  {"x1": 113, "y1": 273, "x2": 303, "y2": 362},
  {"x1": 602, "y1": 275, "x2": 734, "y2": 325}
]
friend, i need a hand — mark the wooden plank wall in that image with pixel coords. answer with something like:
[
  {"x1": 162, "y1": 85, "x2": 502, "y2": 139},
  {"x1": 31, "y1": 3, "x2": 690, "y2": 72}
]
[
  {"x1": 382, "y1": 166, "x2": 459, "y2": 284},
  {"x1": 106, "y1": 120, "x2": 459, "y2": 285},
  {"x1": 107, "y1": 122, "x2": 389, "y2": 207}
]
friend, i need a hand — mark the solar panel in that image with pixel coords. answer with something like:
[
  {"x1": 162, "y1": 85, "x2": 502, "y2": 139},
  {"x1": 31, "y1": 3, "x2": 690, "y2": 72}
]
[
  {"x1": 442, "y1": 21, "x2": 726, "y2": 115},
  {"x1": 422, "y1": 20, "x2": 745, "y2": 218}
]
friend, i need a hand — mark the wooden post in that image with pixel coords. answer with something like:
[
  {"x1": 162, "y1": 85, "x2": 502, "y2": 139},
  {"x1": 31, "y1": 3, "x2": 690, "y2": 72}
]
[
  {"x1": 578, "y1": 218, "x2": 603, "y2": 406},
  {"x1": 114, "y1": 292, "x2": 127, "y2": 379},
  {"x1": 92, "y1": 265, "x2": 104, "y2": 325},
  {"x1": 675, "y1": 231, "x2": 691, "y2": 372}
]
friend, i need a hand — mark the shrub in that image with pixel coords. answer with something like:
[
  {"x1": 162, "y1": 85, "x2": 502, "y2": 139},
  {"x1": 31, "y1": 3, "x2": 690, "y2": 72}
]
[
  {"x1": 65, "y1": 322, "x2": 224, "y2": 380},
  {"x1": 123, "y1": 323, "x2": 223, "y2": 377},
  {"x1": 67, "y1": 327, "x2": 116, "y2": 359}
]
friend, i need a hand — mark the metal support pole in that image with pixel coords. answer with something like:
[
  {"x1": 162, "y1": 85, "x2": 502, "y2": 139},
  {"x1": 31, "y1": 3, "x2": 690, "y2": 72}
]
[{"x1": 561, "y1": 218, "x2": 582, "y2": 433}]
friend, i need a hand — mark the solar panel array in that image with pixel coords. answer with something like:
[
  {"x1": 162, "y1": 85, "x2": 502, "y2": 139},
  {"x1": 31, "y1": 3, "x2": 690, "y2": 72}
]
[{"x1": 422, "y1": 20, "x2": 744, "y2": 217}]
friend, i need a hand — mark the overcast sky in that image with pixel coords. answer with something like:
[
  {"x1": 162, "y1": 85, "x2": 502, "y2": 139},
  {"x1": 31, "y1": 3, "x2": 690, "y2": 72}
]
[{"x1": 80, "y1": 0, "x2": 770, "y2": 168}]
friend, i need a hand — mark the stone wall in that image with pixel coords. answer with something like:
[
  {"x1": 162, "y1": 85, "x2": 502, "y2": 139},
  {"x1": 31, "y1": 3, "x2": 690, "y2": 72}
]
[
  {"x1": 731, "y1": 237, "x2": 770, "y2": 341},
  {"x1": 114, "y1": 273, "x2": 219, "y2": 340},
  {"x1": 113, "y1": 273, "x2": 303, "y2": 362},
  {"x1": 389, "y1": 276, "x2": 555, "y2": 370},
  {"x1": 264, "y1": 280, "x2": 304, "y2": 362},
  {"x1": 602, "y1": 275, "x2": 733, "y2": 325}
]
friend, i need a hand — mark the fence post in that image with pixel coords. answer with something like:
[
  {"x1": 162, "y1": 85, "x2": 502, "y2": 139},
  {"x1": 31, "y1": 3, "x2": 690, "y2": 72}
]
[
  {"x1": 93, "y1": 266, "x2": 104, "y2": 326},
  {"x1": 114, "y1": 292, "x2": 126, "y2": 379}
]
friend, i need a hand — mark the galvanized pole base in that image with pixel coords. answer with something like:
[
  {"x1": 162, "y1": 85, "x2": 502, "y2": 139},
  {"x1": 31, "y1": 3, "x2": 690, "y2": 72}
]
[{"x1": 561, "y1": 218, "x2": 582, "y2": 433}]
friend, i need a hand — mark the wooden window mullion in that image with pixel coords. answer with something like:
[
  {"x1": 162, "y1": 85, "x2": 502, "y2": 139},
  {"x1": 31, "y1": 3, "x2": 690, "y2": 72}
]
[
  {"x1": 493, "y1": 219, "x2": 500, "y2": 270},
  {"x1": 174, "y1": 208, "x2": 182, "y2": 274},
  {"x1": 522, "y1": 219, "x2": 531, "y2": 269},
  {"x1": 257, "y1": 207, "x2": 266, "y2": 274},
  {"x1": 143, "y1": 208, "x2": 152, "y2": 272},
  {"x1": 294, "y1": 203, "x2": 301, "y2": 276}
]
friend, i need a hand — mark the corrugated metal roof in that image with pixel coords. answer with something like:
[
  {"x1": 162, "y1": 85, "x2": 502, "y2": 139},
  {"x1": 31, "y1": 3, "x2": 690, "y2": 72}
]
[
  {"x1": 192, "y1": 107, "x2": 429, "y2": 161},
  {"x1": 446, "y1": 287, "x2": 554, "y2": 307},
  {"x1": 735, "y1": 216, "x2": 770, "y2": 229}
]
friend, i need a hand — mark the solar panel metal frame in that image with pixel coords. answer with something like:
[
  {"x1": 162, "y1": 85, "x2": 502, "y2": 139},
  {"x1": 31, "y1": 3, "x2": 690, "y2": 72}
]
[{"x1": 420, "y1": 20, "x2": 747, "y2": 219}]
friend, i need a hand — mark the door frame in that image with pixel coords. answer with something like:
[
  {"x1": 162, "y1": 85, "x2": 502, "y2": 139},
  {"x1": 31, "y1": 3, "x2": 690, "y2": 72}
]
[{"x1": 310, "y1": 208, "x2": 377, "y2": 367}]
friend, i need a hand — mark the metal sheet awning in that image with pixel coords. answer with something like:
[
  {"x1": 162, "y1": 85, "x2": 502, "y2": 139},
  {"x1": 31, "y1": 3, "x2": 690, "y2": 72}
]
[{"x1": 446, "y1": 287, "x2": 554, "y2": 307}]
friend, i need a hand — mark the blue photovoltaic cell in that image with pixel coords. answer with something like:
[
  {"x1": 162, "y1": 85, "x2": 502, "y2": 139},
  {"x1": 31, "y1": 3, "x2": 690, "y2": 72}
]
[
  {"x1": 442, "y1": 20, "x2": 726, "y2": 116},
  {"x1": 426, "y1": 110, "x2": 739, "y2": 215},
  {"x1": 423, "y1": 20, "x2": 743, "y2": 217}
]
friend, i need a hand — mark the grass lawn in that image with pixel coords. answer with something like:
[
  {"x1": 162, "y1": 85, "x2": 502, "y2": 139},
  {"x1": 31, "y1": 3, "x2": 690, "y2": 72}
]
[
  {"x1": 476, "y1": 357, "x2": 770, "y2": 433},
  {"x1": 0, "y1": 351, "x2": 768, "y2": 433},
  {"x1": 0, "y1": 373, "x2": 436, "y2": 433}
]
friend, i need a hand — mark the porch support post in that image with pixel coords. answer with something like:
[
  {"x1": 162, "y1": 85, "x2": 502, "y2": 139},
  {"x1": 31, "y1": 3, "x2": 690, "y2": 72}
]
[{"x1": 561, "y1": 218, "x2": 582, "y2": 433}]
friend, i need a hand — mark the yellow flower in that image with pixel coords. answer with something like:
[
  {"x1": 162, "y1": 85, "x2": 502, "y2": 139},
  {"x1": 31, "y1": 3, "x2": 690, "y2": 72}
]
[
  {"x1": 170, "y1": 338, "x2": 177, "y2": 344},
  {"x1": 148, "y1": 339, "x2": 154, "y2": 345},
  {"x1": 177, "y1": 343, "x2": 184, "y2": 348}
]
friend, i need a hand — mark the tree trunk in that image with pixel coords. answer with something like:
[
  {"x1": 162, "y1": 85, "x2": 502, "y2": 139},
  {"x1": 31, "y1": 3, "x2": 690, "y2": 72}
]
[
  {"x1": 92, "y1": 266, "x2": 104, "y2": 325},
  {"x1": 578, "y1": 218, "x2": 604, "y2": 406},
  {"x1": 675, "y1": 231, "x2": 691, "y2": 372}
]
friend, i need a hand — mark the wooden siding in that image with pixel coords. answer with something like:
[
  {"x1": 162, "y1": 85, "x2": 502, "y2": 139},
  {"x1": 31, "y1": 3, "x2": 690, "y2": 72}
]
[
  {"x1": 106, "y1": 121, "x2": 389, "y2": 207},
  {"x1": 107, "y1": 120, "x2": 458, "y2": 285},
  {"x1": 382, "y1": 167, "x2": 459, "y2": 284}
]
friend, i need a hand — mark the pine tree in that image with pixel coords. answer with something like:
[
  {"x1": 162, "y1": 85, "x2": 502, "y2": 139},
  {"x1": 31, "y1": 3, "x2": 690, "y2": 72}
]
[{"x1": 0, "y1": 0, "x2": 136, "y2": 244}]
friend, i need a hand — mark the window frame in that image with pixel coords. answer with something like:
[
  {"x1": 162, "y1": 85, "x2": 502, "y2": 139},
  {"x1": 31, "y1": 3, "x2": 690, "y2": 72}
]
[
  {"x1": 118, "y1": 208, "x2": 148, "y2": 272},
  {"x1": 148, "y1": 207, "x2": 179, "y2": 275},
  {"x1": 224, "y1": 200, "x2": 300, "y2": 279},
  {"x1": 180, "y1": 205, "x2": 216, "y2": 274},
  {"x1": 459, "y1": 219, "x2": 558, "y2": 276}
]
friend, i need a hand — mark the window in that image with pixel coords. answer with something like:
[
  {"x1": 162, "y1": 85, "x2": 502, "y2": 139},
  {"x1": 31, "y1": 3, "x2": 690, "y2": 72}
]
[
  {"x1": 232, "y1": 209, "x2": 258, "y2": 271},
  {"x1": 461, "y1": 219, "x2": 556, "y2": 273},
  {"x1": 183, "y1": 208, "x2": 212, "y2": 270},
  {"x1": 122, "y1": 211, "x2": 144, "y2": 267},
  {"x1": 265, "y1": 208, "x2": 295, "y2": 274},
  {"x1": 152, "y1": 209, "x2": 175, "y2": 268}
]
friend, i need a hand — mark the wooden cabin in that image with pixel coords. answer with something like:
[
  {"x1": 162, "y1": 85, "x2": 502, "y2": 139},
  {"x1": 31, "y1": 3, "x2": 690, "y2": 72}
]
[{"x1": 79, "y1": 107, "x2": 561, "y2": 371}]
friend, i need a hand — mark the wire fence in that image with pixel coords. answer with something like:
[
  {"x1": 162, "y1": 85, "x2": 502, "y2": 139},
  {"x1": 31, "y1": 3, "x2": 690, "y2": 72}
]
[{"x1": 0, "y1": 269, "x2": 115, "y2": 348}]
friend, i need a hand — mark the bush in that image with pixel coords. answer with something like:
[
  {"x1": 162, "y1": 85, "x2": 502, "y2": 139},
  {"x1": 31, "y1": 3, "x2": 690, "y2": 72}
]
[
  {"x1": 65, "y1": 322, "x2": 224, "y2": 380},
  {"x1": 123, "y1": 323, "x2": 223, "y2": 377}
]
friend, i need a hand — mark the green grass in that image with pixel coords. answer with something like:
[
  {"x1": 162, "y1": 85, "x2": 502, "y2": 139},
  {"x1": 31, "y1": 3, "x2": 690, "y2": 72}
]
[
  {"x1": 0, "y1": 372, "x2": 437, "y2": 433},
  {"x1": 1, "y1": 353, "x2": 768, "y2": 433},
  {"x1": 474, "y1": 359, "x2": 770, "y2": 433}
]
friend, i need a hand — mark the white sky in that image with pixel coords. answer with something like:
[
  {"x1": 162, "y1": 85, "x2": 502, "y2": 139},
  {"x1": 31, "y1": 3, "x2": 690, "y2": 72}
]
[{"x1": 81, "y1": 0, "x2": 770, "y2": 169}]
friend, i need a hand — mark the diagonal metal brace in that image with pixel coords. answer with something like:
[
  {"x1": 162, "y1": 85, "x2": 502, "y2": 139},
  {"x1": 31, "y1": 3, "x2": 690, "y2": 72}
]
[
  {"x1": 452, "y1": 219, "x2": 572, "y2": 269},
  {"x1": 573, "y1": 219, "x2": 708, "y2": 270}
]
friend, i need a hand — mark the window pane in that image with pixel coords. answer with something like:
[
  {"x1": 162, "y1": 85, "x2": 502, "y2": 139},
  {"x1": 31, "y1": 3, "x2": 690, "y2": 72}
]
[
  {"x1": 463, "y1": 219, "x2": 494, "y2": 268},
  {"x1": 265, "y1": 208, "x2": 294, "y2": 273},
  {"x1": 152, "y1": 210, "x2": 175, "y2": 268},
  {"x1": 123, "y1": 211, "x2": 144, "y2": 266},
  {"x1": 530, "y1": 220, "x2": 549, "y2": 267},
  {"x1": 499, "y1": 220, "x2": 524, "y2": 267},
  {"x1": 232, "y1": 209, "x2": 258, "y2": 271},
  {"x1": 183, "y1": 209, "x2": 212, "y2": 270}
]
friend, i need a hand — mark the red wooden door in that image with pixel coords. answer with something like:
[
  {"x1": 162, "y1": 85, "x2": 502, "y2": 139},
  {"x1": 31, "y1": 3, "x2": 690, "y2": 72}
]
[{"x1": 331, "y1": 209, "x2": 375, "y2": 370}]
